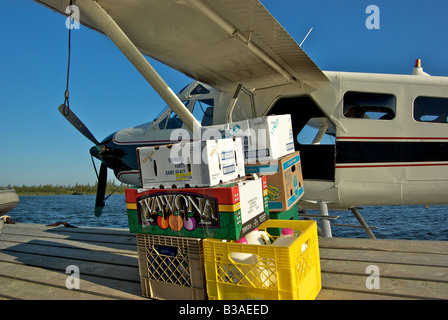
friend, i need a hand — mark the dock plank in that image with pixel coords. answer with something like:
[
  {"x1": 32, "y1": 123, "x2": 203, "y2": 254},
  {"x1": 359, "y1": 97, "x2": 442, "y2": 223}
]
[
  {"x1": 4, "y1": 225, "x2": 137, "y2": 246},
  {"x1": 0, "y1": 250, "x2": 140, "y2": 282},
  {"x1": 0, "y1": 233, "x2": 136, "y2": 255},
  {"x1": 317, "y1": 237, "x2": 448, "y2": 300},
  {"x1": 315, "y1": 288, "x2": 413, "y2": 300},
  {"x1": 320, "y1": 248, "x2": 448, "y2": 267},
  {"x1": 0, "y1": 275, "x2": 115, "y2": 300},
  {"x1": 320, "y1": 272, "x2": 448, "y2": 299},
  {"x1": 319, "y1": 237, "x2": 448, "y2": 255},
  {"x1": 0, "y1": 223, "x2": 144, "y2": 300},
  {"x1": 0, "y1": 239, "x2": 137, "y2": 267},
  {"x1": 0, "y1": 261, "x2": 144, "y2": 300},
  {"x1": 321, "y1": 259, "x2": 448, "y2": 283}
]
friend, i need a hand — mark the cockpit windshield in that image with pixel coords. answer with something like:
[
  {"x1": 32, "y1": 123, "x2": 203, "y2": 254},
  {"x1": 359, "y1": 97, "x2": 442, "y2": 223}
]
[
  {"x1": 157, "y1": 100, "x2": 190, "y2": 130},
  {"x1": 152, "y1": 82, "x2": 218, "y2": 130}
]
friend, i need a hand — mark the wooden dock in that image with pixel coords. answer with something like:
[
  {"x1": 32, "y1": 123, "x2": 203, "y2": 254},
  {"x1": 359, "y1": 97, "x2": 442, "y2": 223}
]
[
  {"x1": 0, "y1": 223, "x2": 447, "y2": 300},
  {"x1": 317, "y1": 237, "x2": 448, "y2": 300},
  {"x1": 0, "y1": 223, "x2": 144, "y2": 300}
]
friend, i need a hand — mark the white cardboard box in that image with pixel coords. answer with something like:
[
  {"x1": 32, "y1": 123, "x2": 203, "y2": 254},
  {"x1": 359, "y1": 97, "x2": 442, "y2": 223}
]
[
  {"x1": 137, "y1": 138, "x2": 245, "y2": 188},
  {"x1": 220, "y1": 114, "x2": 295, "y2": 163}
]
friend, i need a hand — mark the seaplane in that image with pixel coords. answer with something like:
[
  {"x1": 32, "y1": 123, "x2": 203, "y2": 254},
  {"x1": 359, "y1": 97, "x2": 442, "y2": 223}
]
[{"x1": 33, "y1": 0, "x2": 448, "y2": 237}]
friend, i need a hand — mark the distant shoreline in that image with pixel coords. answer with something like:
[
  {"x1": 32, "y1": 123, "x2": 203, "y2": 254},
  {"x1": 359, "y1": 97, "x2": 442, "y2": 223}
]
[
  {"x1": 5, "y1": 182, "x2": 128, "y2": 197},
  {"x1": 17, "y1": 192, "x2": 125, "y2": 196}
]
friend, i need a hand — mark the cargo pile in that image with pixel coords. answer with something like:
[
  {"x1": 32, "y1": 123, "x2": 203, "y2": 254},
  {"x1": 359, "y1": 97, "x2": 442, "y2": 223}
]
[{"x1": 125, "y1": 115, "x2": 321, "y2": 300}]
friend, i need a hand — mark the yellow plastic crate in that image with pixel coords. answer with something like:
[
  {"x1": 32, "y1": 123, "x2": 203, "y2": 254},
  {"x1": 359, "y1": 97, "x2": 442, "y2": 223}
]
[{"x1": 203, "y1": 220, "x2": 321, "y2": 300}]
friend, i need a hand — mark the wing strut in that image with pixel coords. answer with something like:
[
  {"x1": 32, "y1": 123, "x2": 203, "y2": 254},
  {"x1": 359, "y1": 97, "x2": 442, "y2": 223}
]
[{"x1": 76, "y1": 0, "x2": 201, "y2": 132}]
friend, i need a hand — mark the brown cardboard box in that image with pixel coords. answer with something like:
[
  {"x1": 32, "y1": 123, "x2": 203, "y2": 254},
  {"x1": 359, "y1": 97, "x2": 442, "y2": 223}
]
[{"x1": 245, "y1": 151, "x2": 304, "y2": 212}]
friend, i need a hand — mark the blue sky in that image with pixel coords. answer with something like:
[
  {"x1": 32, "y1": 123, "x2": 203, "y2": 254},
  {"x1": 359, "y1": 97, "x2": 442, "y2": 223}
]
[{"x1": 1, "y1": 0, "x2": 447, "y2": 186}]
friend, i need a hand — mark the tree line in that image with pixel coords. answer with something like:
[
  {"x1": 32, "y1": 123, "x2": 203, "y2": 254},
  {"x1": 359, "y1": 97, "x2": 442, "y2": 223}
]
[{"x1": 9, "y1": 181, "x2": 128, "y2": 196}]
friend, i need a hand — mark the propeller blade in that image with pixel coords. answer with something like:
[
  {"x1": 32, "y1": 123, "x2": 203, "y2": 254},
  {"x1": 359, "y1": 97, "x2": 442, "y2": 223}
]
[
  {"x1": 58, "y1": 104, "x2": 100, "y2": 145},
  {"x1": 94, "y1": 162, "x2": 108, "y2": 217}
]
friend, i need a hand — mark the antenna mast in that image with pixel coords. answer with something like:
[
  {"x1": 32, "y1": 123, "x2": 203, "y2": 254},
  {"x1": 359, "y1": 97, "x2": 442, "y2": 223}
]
[{"x1": 300, "y1": 27, "x2": 313, "y2": 47}]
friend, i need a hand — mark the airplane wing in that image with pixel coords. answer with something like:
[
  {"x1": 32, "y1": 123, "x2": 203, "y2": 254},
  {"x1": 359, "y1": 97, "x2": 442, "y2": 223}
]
[{"x1": 33, "y1": 0, "x2": 328, "y2": 90}]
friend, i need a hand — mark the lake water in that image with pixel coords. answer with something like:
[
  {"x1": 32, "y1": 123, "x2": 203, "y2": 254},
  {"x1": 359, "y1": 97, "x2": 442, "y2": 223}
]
[{"x1": 7, "y1": 194, "x2": 448, "y2": 240}]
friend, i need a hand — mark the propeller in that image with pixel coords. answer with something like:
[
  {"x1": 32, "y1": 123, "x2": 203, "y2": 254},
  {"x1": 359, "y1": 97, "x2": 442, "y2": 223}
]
[
  {"x1": 95, "y1": 162, "x2": 108, "y2": 217},
  {"x1": 58, "y1": 104, "x2": 99, "y2": 145},
  {"x1": 58, "y1": 104, "x2": 107, "y2": 216}
]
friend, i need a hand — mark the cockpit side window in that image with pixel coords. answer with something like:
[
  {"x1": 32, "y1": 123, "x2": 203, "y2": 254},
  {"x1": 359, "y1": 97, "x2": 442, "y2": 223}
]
[
  {"x1": 343, "y1": 91, "x2": 396, "y2": 120},
  {"x1": 158, "y1": 100, "x2": 189, "y2": 129},
  {"x1": 165, "y1": 111, "x2": 183, "y2": 129},
  {"x1": 158, "y1": 116, "x2": 168, "y2": 129},
  {"x1": 414, "y1": 96, "x2": 448, "y2": 123},
  {"x1": 229, "y1": 88, "x2": 256, "y2": 122},
  {"x1": 192, "y1": 99, "x2": 214, "y2": 126}
]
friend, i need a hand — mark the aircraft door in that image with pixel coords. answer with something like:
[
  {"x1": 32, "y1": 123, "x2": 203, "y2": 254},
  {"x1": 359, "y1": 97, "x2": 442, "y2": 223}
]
[{"x1": 268, "y1": 96, "x2": 336, "y2": 181}]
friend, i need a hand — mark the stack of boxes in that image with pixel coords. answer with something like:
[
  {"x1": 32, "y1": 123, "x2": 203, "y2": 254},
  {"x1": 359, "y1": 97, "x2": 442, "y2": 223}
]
[{"x1": 125, "y1": 114, "x2": 320, "y2": 300}]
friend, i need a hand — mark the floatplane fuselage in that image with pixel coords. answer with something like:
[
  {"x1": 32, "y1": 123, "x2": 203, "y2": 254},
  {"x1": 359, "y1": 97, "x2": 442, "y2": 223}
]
[{"x1": 91, "y1": 68, "x2": 448, "y2": 211}]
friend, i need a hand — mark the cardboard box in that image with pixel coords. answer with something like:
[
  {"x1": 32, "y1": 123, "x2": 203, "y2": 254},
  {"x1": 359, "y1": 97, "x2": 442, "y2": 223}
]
[
  {"x1": 245, "y1": 151, "x2": 304, "y2": 212},
  {"x1": 221, "y1": 114, "x2": 295, "y2": 163},
  {"x1": 126, "y1": 175, "x2": 269, "y2": 240},
  {"x1": 137, "y1": 138, "x2": 245, "y2": 189}
]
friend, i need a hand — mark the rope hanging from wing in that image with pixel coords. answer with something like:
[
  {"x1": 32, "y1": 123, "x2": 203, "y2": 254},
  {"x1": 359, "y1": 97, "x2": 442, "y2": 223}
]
[{"x1": 62, "y1": 0, "x2": 74, "y2": 116}]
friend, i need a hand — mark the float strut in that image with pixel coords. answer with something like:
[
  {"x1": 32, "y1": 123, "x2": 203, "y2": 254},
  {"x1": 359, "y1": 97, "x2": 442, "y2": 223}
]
[
  {"x1": 318, "y1": 201, "x2": 332, "y2": 238},
  {"x1": 351, "y1": 207, "x2": 376, "y2": 239}
]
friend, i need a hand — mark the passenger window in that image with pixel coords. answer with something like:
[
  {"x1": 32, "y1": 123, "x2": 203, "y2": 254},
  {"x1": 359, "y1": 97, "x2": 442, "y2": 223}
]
[
  {"x1": 414, "y1": 96, "x2": 448, "y2": 123},
  {"x1": 343, "y1": 91, "x2": 396, "y2": 120}
]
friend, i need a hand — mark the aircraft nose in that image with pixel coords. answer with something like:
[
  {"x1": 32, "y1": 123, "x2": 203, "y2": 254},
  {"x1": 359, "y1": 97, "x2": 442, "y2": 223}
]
[{"x1": 90, "y1": 145, "x2": 104, "y2": 158}]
